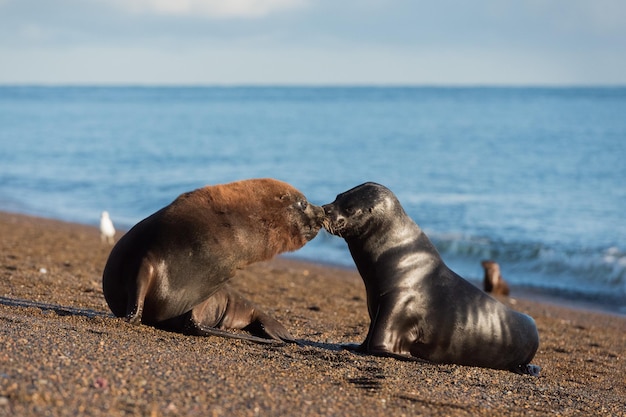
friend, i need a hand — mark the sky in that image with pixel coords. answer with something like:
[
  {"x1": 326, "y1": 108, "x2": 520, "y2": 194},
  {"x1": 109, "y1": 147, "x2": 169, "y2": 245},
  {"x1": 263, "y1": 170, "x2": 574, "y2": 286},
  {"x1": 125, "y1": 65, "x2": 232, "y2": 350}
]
[{"x1": 1, "y1": 0, "x2": 625, "y2": 85}]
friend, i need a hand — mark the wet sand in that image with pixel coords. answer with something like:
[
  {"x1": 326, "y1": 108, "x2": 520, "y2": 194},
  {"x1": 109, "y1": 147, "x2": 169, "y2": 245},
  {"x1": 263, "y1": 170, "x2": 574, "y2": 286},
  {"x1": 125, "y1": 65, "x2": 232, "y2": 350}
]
[{"x1": 1, "y1": 211, "x2": 624, "y2": 416}]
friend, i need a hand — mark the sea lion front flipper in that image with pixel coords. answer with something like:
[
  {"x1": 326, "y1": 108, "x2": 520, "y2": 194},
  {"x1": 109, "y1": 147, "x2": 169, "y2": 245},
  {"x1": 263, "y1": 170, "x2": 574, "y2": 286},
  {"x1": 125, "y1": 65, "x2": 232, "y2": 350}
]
[
  {"x1": 363, "y1": 295, "x2": 416, "y2": 356},
  {"x1": 341, "y1": 343, "x2": 367, "y2": 352},
  {"x1": 126, "y1": 258, "x2": 155, "y2": 325}
]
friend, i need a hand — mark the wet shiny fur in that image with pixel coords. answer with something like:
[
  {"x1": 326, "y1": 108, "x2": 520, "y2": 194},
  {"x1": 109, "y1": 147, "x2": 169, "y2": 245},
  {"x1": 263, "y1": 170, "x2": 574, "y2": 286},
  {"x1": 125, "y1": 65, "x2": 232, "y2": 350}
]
[{"x1": 323, "y1": 182, "x2": 540, "y2": 375}]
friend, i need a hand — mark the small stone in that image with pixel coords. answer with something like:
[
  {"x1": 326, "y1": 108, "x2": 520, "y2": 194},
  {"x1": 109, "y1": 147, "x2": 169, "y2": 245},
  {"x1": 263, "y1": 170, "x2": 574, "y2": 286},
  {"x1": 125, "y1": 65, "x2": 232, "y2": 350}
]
[{"x1": 93, "y1": 377, "x2": 108, "y2": 389}]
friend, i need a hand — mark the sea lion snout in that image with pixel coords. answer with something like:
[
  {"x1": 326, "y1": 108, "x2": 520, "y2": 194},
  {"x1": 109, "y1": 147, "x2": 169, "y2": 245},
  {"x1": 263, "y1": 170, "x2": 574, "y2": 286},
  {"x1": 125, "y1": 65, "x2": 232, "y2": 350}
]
[
  {"x1": 311, "y1": 203, "x2": 326, "y2": 224},
  {"x1": 321, "y1": 204, "x2": 346, "y2": 236},
  {"x1": 302, "y1": 202, "x2": 327, "y2": 240}
]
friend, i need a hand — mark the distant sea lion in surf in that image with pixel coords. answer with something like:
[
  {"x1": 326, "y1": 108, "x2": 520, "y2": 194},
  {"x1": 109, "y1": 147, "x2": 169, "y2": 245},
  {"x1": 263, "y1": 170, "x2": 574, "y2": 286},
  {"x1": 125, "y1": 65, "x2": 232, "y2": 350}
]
[
  {"x1": 482, "y1": 260, "x2": 510, "y2": 296},
  {"x1": 102, "y1": 178, "x2": 325, "y2": 343},
  {"x1": 323, "y1": 182, "x2": 540, "y2": 375}
]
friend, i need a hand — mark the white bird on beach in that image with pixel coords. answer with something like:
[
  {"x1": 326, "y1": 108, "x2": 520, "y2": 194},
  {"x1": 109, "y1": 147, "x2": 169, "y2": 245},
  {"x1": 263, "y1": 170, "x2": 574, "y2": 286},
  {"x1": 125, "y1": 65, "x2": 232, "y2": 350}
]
[{"x1": 100, "y1": 211, "x2": 116, "y2": 244}]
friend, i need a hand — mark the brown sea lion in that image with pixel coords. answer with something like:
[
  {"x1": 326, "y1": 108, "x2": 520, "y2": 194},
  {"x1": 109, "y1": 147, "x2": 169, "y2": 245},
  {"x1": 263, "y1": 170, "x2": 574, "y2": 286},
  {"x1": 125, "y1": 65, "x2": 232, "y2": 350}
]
[
  {"x1": 102, "y1": 178, "x2": 325, "y2": 343},
  {"x1": 323, "y1": 182, "x2": 540, "y2": 375},
  {"x1": 482, "y1": 260, "x2": 510, "y2": 296}
]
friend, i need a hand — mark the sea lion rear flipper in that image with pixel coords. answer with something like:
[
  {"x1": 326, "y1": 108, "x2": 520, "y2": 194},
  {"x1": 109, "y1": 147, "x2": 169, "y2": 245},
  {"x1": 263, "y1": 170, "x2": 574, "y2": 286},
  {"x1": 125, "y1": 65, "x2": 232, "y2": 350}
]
[
  {"x1": 242, "y1": 317, "x2": 297, "y2": 344},
  {"x1": 191, "y1": 323, "x2": 282, "y2": 345},
  {"x1": 191, "y1": 286, "x2": 296, "y2": 344},
  {"x1": 221, "y1": 286, "x2": 296, "y2": 343}
]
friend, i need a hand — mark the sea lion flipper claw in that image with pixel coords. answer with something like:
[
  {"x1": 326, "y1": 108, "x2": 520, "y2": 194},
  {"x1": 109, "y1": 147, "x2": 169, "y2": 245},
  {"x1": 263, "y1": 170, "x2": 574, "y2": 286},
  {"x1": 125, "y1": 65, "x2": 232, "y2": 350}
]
[{"x1": 126, "y1": 309, "x2": 142, "y2": 325}]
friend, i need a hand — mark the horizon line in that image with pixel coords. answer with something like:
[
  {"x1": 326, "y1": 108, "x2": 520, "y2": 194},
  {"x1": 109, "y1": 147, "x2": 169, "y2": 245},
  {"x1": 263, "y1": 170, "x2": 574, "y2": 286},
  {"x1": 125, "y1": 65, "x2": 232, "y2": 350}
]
[{"x1": 1, "y1": 82, "x2": 625, "y2": 89}]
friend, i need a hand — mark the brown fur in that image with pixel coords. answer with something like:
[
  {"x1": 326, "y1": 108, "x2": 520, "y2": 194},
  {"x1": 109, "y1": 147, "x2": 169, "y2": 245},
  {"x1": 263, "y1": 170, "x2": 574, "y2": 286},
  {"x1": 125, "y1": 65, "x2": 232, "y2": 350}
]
[
  {"x1": 102, "y1": 178, "x2": 325, "y2": 342},
  {"x1": 482, "y1": 260, "x2": 510, "y2": 296},
  {"x1": 166, "y1": 179, "x2": 315, "y2": 261}
]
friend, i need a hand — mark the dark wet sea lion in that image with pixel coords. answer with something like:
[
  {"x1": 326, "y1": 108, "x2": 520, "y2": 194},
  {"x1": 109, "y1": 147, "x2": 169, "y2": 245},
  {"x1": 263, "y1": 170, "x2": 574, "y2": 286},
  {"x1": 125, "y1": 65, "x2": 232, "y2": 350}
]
[
  {"x1": 482, "y1": 260, "x2": 510, "y2": 296},
  {"x1": 323, "y1": 182, "x2": 540, "y2": 375},
  {"x1": 102, "y1": 178, "x2": 325, "y2": 343}
]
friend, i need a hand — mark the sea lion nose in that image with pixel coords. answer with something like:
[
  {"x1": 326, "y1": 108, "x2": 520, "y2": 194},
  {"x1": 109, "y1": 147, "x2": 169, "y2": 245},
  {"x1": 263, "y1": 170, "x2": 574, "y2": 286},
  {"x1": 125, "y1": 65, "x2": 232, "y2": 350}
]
[
  {"x1": 322, "y1": 204, "x2": 333, "y2": 216},
  {"x1": 312, "y1": 204, "x2": 326, "y2": 222}
]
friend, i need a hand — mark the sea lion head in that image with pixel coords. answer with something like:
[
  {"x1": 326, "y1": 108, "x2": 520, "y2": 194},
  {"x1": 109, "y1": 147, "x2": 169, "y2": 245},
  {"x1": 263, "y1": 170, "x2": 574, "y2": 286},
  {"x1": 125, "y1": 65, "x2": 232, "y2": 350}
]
[
  {"x1": 481, "y1": 259, "x2": 509, "y2": 295},
  {"x1": 169, "y1": 178, "x2": 325, "y2": 257},
  {"x1": 322, "y1": 182, "x2": 402, "y2": 239},
  {"x1": 248, "y1": 179, "x2": 326, "y2": 252},
  {"x1": 280, "y1": 184, "x2": 326, "y2": 245},
  {"x1": 481, "y1": 260, "x2": 500, "y2": 273}
]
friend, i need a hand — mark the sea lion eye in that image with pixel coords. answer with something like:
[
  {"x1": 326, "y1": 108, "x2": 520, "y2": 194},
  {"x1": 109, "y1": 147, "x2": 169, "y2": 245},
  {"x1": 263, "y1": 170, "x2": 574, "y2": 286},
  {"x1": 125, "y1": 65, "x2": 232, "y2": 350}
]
[{"x1": 297, "y1": 200, "x2": 308, "y2": 211}]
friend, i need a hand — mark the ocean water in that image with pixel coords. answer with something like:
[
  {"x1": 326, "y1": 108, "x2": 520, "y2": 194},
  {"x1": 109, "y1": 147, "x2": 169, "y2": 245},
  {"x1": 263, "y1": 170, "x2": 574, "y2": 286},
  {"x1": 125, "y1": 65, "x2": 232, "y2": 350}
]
[{"x1": 1, "y1": 86, "x2": 625, "y2": 313}]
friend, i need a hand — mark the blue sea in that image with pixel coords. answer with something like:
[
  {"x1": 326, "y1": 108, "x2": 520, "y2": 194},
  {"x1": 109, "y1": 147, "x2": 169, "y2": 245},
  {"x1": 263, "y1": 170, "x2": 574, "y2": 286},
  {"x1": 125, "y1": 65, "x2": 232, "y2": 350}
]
[{"x1": 1, "y1": 86, "x2": 625, "y2": 314}]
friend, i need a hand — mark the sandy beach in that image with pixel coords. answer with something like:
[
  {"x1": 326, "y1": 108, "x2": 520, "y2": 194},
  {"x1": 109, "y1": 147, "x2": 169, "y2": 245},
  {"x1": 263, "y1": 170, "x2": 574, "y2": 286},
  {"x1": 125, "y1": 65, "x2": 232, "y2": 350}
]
[{"x1": 0, "y1": 211, "x2": 624, "y2": 416}]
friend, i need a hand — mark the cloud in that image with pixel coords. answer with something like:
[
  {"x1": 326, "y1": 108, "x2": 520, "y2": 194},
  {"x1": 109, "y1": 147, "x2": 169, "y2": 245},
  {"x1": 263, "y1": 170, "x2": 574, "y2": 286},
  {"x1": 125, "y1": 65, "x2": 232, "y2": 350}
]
[
  {"x1": 101, "y1": 0, "x2": 307, "y2": 18},
  {"x1": 1, "y1": 0, "x2": 625, "y2": 84}
]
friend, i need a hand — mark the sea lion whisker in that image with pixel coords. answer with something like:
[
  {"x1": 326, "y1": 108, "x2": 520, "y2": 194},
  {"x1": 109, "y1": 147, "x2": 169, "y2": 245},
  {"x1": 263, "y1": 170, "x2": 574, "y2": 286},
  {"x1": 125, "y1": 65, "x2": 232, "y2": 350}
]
[
  {"x1": 321, "y1": 219, "x2": 334, "y2": 233},
  {"x1": 322, "y1": 219, "x2": 343, "y2": 238}
]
